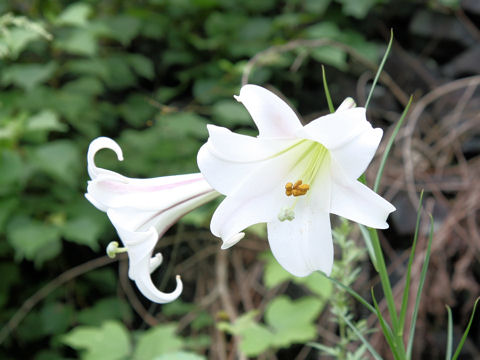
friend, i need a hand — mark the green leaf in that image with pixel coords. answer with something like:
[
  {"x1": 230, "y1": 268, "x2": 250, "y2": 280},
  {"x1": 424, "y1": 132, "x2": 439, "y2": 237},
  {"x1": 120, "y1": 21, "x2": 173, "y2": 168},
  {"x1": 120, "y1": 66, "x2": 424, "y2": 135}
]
[
  {"x1": 310, "y1": 47, "x2": 347, "y2": 71},
  {"x1": 452, "y1": 298, "x2": 480, "y2": 360},
  {"x1": 134, "y1": 324, "x2": 183, "y2": 360},
  {"x1": 62, "y1": 215, "x2": 102, "y2": 250},
  {"x1": 238, "y1": 324, "x2": 274, "y2": 356},
  {"x1": 406, "y1": 214, "x2": 434, "y2": 358},
  {"x1": 1, "y1": 62, "x2": 57, "y2": 91},
  {"x1": 104, "y1": 15, "x2": 141, "y2": 46},
  {"x1": 40, "y1": 302, "x2": 75, "y2": 336},
  {"x1": 365, "y1": 29, "x2": 393, "y2": 109},
  {"x1": 0, "y1": 149, "x2": 24, "y2": 192},
  {"x1": 128, "y1": 54, "x2": 155, "y2": 80},
  {"x1": 336, "y1": 0, "x2": 384, "y2": 19},
  {"x1": 56, "y1": 3, "x2": 92, "y2": 27},
  {"x1": 26, "y1": 110, "x2": 67, "y2": 134},
  {"x1": 119, "y1": 94, "x2": 156, "y2": 128},
  {"x1": 446, "y1": 305, "x2": 453, "y2": 360},
  {"x1": 322, "y1": 65, "x2": 335, "y2": 113},
  {"x1": 77, "y1": 298, "x2": 133, "y2": 326},
  {"x1": 29, "y1": 140, "x2": 80, "y2": 186},
  {"x1": 154, "y1": 352, "x2": 206, "y2": 360},
  {"x1": 62, "y1": 321, "x2": 131, "y2": 360},
  {"x1": 6, "y1": 215, "x2": 62, "y2": 267},
  {"x1": 212, "y1": 100, "x2": 251, "y2": 126},
  {"x1": 55, "y1": 29, "x2": 98, "y2": 56},
  {"x1": 1, "y1": 27, "x2": 42, "y2": 59},
  {"x1": 265, "y1": 296, "x2": 323, "y2": 347}
]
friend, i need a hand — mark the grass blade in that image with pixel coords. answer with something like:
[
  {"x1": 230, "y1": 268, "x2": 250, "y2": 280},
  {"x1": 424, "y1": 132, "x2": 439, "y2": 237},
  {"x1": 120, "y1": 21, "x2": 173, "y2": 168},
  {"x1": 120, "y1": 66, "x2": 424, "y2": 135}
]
[
  {"x1": 359, "y1": 224, "x2": 378, "y2": 271},
  {"x1": 365, "y1": 29, "x2": 394, "y2": 110},
  {"x1": 371, "y1": 288, "x2": 401, "y2": 360},
  {"x1": 445, "y1": 305, "x2": 453, "y2": 360},
  {"x1": 406, "y1": 214, "x2": 434, "y2": 359},
  {"x1": 452, "y1": 297, "x2": 480, "y2": 360},
  {"x1": 322, "y1": 65, "x2": 335, "y2": 113},
  {"x1": 338, "y1": 312, "x2": 384, "y2": 360},
  {"x1": 374, "y1": 95, "x2": 413, "y2": 192},
  {"x1": 399, "y1": 190, "x2": 424, "y2": 333}
]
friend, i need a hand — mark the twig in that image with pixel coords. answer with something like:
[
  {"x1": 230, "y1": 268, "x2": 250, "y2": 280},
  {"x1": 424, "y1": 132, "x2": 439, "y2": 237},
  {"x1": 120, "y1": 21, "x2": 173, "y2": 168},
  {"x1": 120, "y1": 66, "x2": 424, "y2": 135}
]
[{"x1": 0, "y1": 255, "x2": 118, "y2": 345}]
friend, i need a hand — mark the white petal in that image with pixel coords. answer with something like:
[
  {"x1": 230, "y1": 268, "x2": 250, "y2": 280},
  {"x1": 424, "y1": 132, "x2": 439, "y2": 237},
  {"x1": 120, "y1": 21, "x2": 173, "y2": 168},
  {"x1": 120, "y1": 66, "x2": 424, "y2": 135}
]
[
  {"x1": 235, "y1": 84, "x2": 303, "y2": 138},
  {"x1": 298, "y1": 108, "x2": 371, "y2": 149},
  {"x1": 87, "y1": 137, "x2": 124, "y2": 179},
  {"x1": 329, "y1": 127, "x2": 383, "y2": 180},
  {"x1": 336, "y1": 97, "x2": 356, "y2": 112},
  {"x1": 267, "y1": 206, "x2": 333, "y2": 277},
  {"x1": 330, "y1": 165, "x2": 396, "y2": 229},
  {"x1": 87, "y1": 173, "x2": 215, "y2": 212},
  {"x1": 211, "y1": 190, "x2": 282, "y2": 245},
  {"x1": 109, "y1": 222, "x2": 182, "y2": 303},
  {"x1": 205, "y1": 125, "x2": 296, "y2": 162}
]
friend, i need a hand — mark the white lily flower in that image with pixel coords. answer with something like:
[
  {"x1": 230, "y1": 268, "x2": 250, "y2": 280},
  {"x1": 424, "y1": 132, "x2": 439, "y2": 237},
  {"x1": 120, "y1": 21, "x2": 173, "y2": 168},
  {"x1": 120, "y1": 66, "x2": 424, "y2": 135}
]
[
  {"x1": 86, "y1": 137, "x2": 219, "y2": 303},
  {"x1": 197, "y1": 85, "x2": 395, "y2": 277}
]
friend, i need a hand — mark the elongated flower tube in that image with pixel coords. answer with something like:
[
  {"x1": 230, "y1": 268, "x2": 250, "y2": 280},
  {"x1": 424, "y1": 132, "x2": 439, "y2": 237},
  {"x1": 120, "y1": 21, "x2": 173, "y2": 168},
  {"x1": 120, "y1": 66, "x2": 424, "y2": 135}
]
[
  {"x1": 197, "y1": 85, "x2": 395, "y2": 277},
  {"x1": 86, "y1": 137, "x2": 219, "y2": 303}
]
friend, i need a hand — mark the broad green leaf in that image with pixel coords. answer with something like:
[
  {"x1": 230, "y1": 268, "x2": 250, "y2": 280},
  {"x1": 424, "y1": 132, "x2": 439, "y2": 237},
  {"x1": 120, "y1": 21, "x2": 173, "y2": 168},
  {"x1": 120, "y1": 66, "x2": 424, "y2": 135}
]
[
  {"x1": 40, "y1": 302, "x2": 75, "y2": 336},
  {"x1": 56, "y1": 3, "x2": 92, "y2": 27},
  {"x1": 6, "y1": 216, "x2": 62, "y2": 267},
  {"x1": 265, "y1": 296, "x2": 323, "y2": 347},
  {"x1": 238, "y1": 324, "x2": 274, "y2": 356},
  {"x1": 77, "y1": 298, "x2": 133, "y2": 326},
  {"x1": 0, "y1": 149, "x2": 24, "y2": 192},
  {"x1": 128, "y1": 54, "x2": 155, "y2": 80},
  {"x1": 212, "y1": 100, "x2": 251, "y2": 126},
  {"x1": 104, "y1": 15, "x2": 141, "y2": 45},
  {"x1": 62, "y1": 215, "x2": 103, "y2": 250},
  {"x1": 261, "y1": 252, "x2": 332, "y2": 298},
  {"x1": 62, "y1": 321, "x2": 131, "y2": 360},
  {"x1": 336, "y1": 0, "x2": 384, "y2": 19},
  {"x1": 1, "y1": 62, "x2": 57, "y2": 91},
  {"x1": 217, "y1": 310, "x2": 259, "y2": 335},
  {"x1": 154, "y1": 352, "x2": 206, "y2": 360},
  {"x1": 1, "y1": 27, "x2": 42, "y2": 58},
  {"x1": 55, "y1": 29, "x2": 98, "y2": 56},
  {"x1": 134, "y1": 324, "x2": 183, "y2": 360},
  {"x1": 119, "y1": 94, "x2": 156, "y2": 128},
  {"x1": 29, "y1": 140, "x2": 80, "y2": 186},
  {"x1": 26, "y1": 110, "x2": 67, "y2": 134}
]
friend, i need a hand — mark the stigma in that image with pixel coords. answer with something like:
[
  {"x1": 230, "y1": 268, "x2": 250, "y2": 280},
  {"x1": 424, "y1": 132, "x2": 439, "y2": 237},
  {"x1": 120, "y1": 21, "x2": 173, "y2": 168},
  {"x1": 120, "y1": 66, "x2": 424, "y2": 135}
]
[{"x1": 285, "y1": 180, "x2": 310, "y2": 197}]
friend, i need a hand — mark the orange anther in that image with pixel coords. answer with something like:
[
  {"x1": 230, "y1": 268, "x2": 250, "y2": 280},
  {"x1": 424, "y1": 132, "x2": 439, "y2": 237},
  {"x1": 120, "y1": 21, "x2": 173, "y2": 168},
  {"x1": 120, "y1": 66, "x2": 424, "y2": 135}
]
[{"x1": 293, "y1": 180, "x2": 303, "y2": 189}]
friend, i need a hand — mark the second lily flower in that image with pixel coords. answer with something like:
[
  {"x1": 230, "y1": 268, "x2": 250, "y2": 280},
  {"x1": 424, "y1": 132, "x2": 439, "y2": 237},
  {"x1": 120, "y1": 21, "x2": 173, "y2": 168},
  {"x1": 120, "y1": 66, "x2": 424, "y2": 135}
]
[{"x1": 197, "y1": 84, "x2": 395, "y2": 277}]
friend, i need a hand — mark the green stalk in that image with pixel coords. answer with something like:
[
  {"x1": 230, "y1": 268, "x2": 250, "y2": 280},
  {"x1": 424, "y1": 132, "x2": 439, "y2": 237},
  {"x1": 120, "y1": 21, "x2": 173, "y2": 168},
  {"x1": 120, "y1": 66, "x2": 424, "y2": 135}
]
[
  {"x1": 322, "y1": 65, "x2": 335, "y2": 113},
  {"x1": 445, "y1": 306, "x2": 453, "y2": 360},
  {"x1": 374, "y1": 96, "x2": 413, "y2": 192},
  {"x1": 452, "y1": 298, "x2": 479, "y2": 360},
  {"x1": 406, "y1": 214, "x2": 434, "y2": 359},
  {"x1": 365, "y1": 29, "x2": 394, "y2": 110},
  {"x1": 398, "y1": 190, "x2": 424, "y2": 333}
]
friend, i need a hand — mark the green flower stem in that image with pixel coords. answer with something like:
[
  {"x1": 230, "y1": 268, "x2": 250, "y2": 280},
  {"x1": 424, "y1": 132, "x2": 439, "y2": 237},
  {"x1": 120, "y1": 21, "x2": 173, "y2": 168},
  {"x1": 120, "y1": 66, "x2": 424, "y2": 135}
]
[{"x1": 368, "y1": 227, "x2": 400, "y2": 337}]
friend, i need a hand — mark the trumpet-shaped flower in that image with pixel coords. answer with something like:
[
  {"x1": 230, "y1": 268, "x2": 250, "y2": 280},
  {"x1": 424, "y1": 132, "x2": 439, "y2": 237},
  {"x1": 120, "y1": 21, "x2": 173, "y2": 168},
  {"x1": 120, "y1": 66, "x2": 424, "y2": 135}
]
[
  {"x1": 86, "y1": 137, "x2": 219, "y2": 303},
  {"x1": 197, "y1": 85, "x2": 395, "y2": 277}
]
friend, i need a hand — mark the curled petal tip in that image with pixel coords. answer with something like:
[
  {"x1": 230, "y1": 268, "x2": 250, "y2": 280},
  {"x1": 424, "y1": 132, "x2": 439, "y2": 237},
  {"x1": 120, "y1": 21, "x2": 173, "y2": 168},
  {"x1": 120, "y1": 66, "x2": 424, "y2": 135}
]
[
  {"x1": 87, "y1": 137, "x2": 124, "y2": 179},
  {"x1": 149, "y1": 253, "x2": 164, "y2": 273},
  {"x1": 336, "y1": 97, "x2": 356, "y2": 112},
  {"x1": 233, "y1": 94, "x2": 241, "y2": 102},
  {"x1": 221, "y1": 232, "x2": 245, "y2": 250}
]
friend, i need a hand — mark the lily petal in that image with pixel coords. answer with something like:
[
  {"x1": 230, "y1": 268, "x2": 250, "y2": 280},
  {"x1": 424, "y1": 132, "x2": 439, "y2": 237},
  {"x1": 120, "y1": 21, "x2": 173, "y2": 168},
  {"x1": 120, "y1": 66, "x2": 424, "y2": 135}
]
[
  {"x1": 267, "y1": 206, "x2": 333, "y2": 277},
  {"x1": 329, "y1": 127, "x2": 383, "y2": 180},
  {"x1": 211, "y1": 190, "x2": 281, "y2": 246},
  {"x1": 107, "y1": 219, "x2": 183, "y2": 303},
  {"x1": 330, "y1": 164, "x2": 396, "y2": 229},
  {"x1": 87, "y1": 137, "x2": 124, "y2": 179},
  {"x1": 235, "y1": 84, "x2": 303, "y2": 138},
  {"x1": 87, "y1": 172, "x2": 213, "y2": 213},
  {"x1": 299, "y1": 108, "x2": 371, "y2": 150}
]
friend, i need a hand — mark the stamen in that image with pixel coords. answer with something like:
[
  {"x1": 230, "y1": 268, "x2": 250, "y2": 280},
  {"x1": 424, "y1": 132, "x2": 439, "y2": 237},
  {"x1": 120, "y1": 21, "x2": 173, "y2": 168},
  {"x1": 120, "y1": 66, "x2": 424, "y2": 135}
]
[
  {"x1": 285, "y1": 179, "x2": 310, "y2": 197},
  {"x1": 106, "y1": 241, "x2": 128, "y2": 258},
  {"x1": 278, "y1": 207, "x2": 295, "y2": 221}
]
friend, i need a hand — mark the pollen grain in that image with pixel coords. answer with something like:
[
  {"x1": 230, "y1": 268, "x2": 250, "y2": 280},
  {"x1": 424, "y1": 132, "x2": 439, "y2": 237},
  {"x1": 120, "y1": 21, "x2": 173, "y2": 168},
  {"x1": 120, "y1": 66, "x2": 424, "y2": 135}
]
[{"x1": 285, "y1": 180, "x2": 309, "y2": 197}]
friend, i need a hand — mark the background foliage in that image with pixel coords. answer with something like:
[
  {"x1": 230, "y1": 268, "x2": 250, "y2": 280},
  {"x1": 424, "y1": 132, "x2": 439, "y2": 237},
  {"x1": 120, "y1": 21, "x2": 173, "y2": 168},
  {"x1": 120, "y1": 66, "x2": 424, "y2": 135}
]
[{"x1": 1, "y1": 0, "x2": 478, "y2": 359}]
